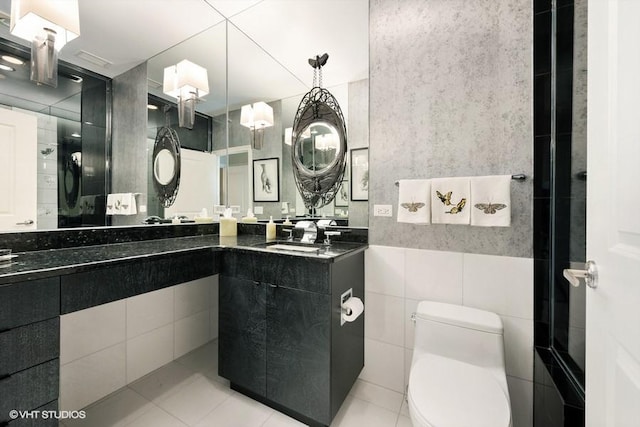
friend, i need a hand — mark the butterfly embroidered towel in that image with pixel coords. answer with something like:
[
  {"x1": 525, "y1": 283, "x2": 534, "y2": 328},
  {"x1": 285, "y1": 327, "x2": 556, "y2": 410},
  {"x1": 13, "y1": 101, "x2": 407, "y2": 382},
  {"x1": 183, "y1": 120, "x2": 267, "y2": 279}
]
[
  {"x1": 119, "y1": 193, "x2": 138, "y2": 215},
  {"x1": 470, "y1": 175, "x2": 511, "y2": 227},
  {"x1": 431, "y1": 177, "x2": 471, "y2": 224},
  {"x1": 397, "y1": 179, "x2": 431, "y2": 224},
  {"x1": 106, "y1": 193, "x2": 117, "y2": 215},
  {"x1": 106, "y1": 193, "x2": 137, "y2": 215}
]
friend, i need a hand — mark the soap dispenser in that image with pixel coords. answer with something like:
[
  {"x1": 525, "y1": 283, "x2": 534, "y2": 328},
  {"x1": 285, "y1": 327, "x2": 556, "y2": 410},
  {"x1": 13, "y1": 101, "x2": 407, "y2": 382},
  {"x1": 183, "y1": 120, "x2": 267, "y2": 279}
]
[
  {"x1": 283, "y1": 216, "x2": 292, "y2": 226},
  {"x1": 266, "y1": 216, "x2": 276, "y2": 240}
]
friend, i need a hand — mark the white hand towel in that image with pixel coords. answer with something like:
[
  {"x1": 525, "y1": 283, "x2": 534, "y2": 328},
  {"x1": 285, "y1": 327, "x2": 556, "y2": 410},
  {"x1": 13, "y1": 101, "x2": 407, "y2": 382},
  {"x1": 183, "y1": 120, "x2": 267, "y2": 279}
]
[
  {"x1": 119, "y1": 193, "x2": 137, "y2": 215},
  {"x1": 106, "y1": 193, "x2": 117, "y2": 215},
  {"x1": 106, "y1": 193, "x2": 138, "y2": 215},
  {"x1": 397, "y1": 179, "x2": 431, "y2": 224},
  {"x1": 470, "y1": 175, "x2": 511, "y2": 227},
  {"x1": 431, "y1": 177, "x2": 471, "y2": 224}
]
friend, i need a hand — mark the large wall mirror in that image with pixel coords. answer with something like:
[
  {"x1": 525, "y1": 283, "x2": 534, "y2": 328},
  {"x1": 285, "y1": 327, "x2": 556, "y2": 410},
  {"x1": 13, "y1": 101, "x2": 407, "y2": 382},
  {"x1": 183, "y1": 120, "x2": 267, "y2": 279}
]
[{"x1": 0, "y1": 0, "x2": 368, "y2": 233}]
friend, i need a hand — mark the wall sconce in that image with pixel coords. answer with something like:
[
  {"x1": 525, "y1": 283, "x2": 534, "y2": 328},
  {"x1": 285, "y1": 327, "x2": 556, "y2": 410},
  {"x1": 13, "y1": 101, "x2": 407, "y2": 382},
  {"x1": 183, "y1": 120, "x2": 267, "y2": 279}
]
[
  {"x1": 10, "y1": 0, "x2": 80, "y2": 88},
  {"x1": 240, "y1": 101, "x2": 274, "y2": 150},
  {"x1": 163, "y1": 59, "x2": 209, "y2": 129}
]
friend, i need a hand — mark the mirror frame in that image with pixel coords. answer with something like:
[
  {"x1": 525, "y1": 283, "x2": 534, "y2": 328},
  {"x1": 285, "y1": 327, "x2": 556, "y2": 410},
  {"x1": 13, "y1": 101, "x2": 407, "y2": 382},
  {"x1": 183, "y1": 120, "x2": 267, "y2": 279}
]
[
  {"x1": 291, "y1": 87, "x2": 348, "y2": 209},
  {"x1": 152, "y1": 127, "x2": 181, "y2": 208},
  {"x1": 63, "y1": 154, "x2": 81, "y2": 209}
]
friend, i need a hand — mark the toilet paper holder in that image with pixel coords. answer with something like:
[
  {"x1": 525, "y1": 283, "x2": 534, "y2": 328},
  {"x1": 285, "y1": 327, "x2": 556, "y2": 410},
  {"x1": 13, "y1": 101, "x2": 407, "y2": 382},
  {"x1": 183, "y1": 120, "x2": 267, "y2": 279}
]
[
  {"x1": 341, "y1": 289, "x2": 352, "y2": 326},
  {"x1": 340, "y1": 288, "x2": 364, "y2": 326}
]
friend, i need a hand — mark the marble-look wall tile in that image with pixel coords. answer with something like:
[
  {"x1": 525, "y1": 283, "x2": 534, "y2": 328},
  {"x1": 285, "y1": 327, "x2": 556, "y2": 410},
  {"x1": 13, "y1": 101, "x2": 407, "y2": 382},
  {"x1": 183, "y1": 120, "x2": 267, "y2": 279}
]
[
  {"x1": 111, "y1": 62, "x2": 148, "y2": 226},
  {"x1": 348, "y1": 79, "x2": 370, "y2": 227},
  {"x1": 369, "y1": 0, "x2": 533, "y2": 257}
]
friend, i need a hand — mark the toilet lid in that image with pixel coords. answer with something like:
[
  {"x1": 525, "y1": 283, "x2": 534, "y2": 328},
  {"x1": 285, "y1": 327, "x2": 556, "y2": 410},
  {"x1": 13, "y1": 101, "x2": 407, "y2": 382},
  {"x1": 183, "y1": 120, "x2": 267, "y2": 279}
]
[{"x1": 408, "y1": 355, "x2": 511, "y2": 427}]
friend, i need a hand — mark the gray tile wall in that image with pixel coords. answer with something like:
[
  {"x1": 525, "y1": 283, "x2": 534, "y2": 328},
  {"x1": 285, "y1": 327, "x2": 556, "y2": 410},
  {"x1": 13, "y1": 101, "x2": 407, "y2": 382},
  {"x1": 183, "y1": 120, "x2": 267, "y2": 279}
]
[
  {"x1": 369, "y1": 0, "x2": 533, "y2": 257},
  {"x1": 111, "y1": 63, "x2": 148, "y2": 226},
  {"x1": 348, "y1": 79, "x2": 369, "y2": 227}
]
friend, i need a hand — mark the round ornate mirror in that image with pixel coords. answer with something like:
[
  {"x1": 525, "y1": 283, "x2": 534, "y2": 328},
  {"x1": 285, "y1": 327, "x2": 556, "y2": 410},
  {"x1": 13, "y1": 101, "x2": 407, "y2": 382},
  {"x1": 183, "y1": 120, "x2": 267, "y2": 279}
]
[
  {"x1": 154, "y1": 149, "x2": 176, "y2": 185},
  {"x1": 152, "y1": 127, "x2": 181, "y2": 207},
  {"x1": 295, "y1": 121, "x2": 342, "y2": 174},
  {"x1": 292, "y1": 81, "x2": 347, "y2": 209}
]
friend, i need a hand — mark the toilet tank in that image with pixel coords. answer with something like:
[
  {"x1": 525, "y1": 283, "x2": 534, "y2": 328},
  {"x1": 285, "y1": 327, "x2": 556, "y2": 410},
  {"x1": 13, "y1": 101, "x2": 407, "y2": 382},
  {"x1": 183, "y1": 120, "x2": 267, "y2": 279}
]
[{"x1": 412, "y1": 301, "x2": 506, "y2": 371}]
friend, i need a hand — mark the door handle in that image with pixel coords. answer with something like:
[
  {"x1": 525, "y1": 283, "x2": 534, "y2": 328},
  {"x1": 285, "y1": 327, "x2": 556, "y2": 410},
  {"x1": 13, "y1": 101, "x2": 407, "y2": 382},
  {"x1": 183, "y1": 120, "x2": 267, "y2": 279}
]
[
  {"x1": 563, "y1": 260, "x2": 598, "y2": 289},
  {"x1": 15, "y1": 219, "x2": 34, "y2": 226}
]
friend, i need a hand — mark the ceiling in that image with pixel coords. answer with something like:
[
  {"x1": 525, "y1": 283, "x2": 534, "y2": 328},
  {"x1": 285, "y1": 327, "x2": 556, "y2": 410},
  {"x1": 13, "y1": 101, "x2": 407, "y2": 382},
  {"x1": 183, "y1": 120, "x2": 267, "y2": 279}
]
[{"x1": 0, "y1": 0, "x2": 368, "y2": 116}]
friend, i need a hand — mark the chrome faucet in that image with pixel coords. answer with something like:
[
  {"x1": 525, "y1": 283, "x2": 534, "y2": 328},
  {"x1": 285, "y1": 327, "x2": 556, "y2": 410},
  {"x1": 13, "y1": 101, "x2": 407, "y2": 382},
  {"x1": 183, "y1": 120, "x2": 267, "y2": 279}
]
[
  {"x1": 295, "y1": 221, "x2": 317, "y2": 244},
  {"x1": 282, "y1": 228, "x2": 294, "y2": 241},
  {"x1": 323, "y1": 231, "x2": 341, "y2": 246}
]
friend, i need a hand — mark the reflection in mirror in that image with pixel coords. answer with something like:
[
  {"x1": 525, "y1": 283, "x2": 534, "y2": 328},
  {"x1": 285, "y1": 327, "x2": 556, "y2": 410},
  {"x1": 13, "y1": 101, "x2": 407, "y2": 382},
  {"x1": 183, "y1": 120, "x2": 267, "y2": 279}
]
[
  {"x1": 292, "y1": 82, "x2": 348, "y2": 211},
  {"x1": 216, "y1": 147, "x2": 252, "y2": 217},
  {"x1": 297, "y1": 122, "x2": 341, "y2": 173},
  {"x1": 208, "y1": 18, "x2": 369, "y2": 226},
  {"x1": 147, "y1": 20, "x2": 226, "y2": 220},
  {"x1": 0, "y1": 39, "x2": 110, "y2": 231},
  {"x1": 0, "y1": 1, "x2": 368, "y2": 232},
  {"x1": 154, "y1": 149, "x2": 175, "y2": 186},
  {"x1": 151, "y1": 126, "x2": 181, "y2": 208}
]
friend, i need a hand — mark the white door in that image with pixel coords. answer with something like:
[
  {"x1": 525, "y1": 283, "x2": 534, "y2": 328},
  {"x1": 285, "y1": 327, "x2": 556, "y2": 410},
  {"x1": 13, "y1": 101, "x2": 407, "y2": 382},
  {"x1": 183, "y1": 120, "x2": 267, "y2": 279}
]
[
  {"x1": 586, "y1": 0, "x2": 640, "y2": 425},
  {"x1": 164, "y1": 149, "x2": 217, "y2": 219},
  {"x1": 0, "y1": 109, "x2": 37, "y2": 231},
  {"x1": 228, "y1": 164, "x2": 249, "y2": 216}
]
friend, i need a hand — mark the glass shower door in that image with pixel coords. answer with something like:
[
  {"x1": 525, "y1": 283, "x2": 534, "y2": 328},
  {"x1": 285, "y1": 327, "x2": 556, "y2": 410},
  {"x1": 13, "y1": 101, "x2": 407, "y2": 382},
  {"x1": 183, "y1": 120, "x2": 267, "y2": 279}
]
[{"x1": 549, "y1": 0, "x2": 587, "y2": 394}]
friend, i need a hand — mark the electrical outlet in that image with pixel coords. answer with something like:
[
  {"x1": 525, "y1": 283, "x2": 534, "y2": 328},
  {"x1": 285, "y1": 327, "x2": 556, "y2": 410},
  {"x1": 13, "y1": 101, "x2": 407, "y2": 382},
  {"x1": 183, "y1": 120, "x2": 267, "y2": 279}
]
[
  {"x1": 373, "y1": 204, "x2": 392, "y2": 217},
  {"x1": 254, "y1": 206, "x2": 264, "y2": 214}
]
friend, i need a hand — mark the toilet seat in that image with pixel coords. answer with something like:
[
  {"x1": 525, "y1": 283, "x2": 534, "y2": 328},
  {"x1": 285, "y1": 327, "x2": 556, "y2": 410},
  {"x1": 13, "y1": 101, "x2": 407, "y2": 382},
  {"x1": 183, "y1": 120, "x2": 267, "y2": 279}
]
[{"x1": 408, "y1": 354, "x2": 511, "y2": 427}]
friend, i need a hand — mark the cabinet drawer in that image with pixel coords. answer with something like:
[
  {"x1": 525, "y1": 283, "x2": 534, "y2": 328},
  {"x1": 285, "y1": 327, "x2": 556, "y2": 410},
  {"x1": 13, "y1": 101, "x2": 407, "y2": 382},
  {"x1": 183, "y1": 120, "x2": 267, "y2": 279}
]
[
  {"x1": 61, "y1": 249, "x2": 217, "y2": 313},
  {"x1": 222, "y1": 252, "x2": 330, "y2": 293},
  {"x1": 0, "y1": 319, "x2": 60, "y2": 377},
  {"x1": 0, "y1": 360, "x2": 59, "y2": 423},
  {"x1": 0, "y1": 278, "x2": 60, "y2": 331}
]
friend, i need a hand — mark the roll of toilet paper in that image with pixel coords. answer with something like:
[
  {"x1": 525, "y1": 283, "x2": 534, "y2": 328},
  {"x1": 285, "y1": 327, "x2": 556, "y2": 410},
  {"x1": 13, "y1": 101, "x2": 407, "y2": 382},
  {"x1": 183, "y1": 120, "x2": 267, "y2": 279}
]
[{"x1": 342, "y1": 297, "x2": 364, "y2": 322}]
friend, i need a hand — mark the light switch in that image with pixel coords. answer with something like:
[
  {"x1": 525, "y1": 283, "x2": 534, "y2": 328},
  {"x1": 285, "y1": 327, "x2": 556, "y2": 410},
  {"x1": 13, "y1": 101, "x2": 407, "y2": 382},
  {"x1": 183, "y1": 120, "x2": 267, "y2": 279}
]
[{"x1": 373, "y1": 204, "x2": 392, "y2": 217}]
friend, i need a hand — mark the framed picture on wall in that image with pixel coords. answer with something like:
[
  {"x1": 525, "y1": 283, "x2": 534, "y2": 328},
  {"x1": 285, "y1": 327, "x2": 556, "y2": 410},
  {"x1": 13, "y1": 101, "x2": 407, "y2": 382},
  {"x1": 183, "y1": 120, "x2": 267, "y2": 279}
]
[
  {"x1": 350, "y1": 148, "x2": 369, "y2": 201},
  {"x1": 335, "y1": 180, "x2": 349, "y2": 207},
  {"x1": 253, "y1": 157, "x2": 280, "y2": 202}
]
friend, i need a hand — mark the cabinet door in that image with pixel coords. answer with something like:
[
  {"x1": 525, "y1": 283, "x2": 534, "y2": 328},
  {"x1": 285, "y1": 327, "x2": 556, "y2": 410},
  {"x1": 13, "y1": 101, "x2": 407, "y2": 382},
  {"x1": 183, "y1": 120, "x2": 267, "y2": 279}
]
[
  {"x1": 266, "y1": 285, "x2": 331, "y2": 425},
  {"x1": 218, "y1": 276, "x2": 266, "y2": 395}
]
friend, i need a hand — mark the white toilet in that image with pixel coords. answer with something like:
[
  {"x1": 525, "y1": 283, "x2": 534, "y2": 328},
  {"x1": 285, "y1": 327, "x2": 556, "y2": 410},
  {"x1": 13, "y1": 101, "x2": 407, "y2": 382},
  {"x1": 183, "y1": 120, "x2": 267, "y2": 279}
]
[{"x1": 408, "y1": 301, "x2": 512, "y2": 427}]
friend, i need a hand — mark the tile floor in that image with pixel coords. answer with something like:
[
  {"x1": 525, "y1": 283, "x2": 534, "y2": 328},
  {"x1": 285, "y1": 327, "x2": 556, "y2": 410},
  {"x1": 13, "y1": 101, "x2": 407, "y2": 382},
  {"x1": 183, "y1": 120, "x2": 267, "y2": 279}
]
[{"x1": 61, "y1": 339, "x2": 412, "y2": 427}]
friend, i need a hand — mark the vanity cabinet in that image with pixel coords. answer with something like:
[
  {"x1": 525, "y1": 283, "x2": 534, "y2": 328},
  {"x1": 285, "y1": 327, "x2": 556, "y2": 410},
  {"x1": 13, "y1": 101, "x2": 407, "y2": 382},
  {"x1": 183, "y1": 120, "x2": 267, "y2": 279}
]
[
  {"x1": 0, "y1": 277, "x2": 60, "y2": 426},
  {"x1": 219, "y1": 276, "x2": 267, "y2": 395},
  {"x1": 219, "y1": 250, "x2": 364, "y2": 427}
]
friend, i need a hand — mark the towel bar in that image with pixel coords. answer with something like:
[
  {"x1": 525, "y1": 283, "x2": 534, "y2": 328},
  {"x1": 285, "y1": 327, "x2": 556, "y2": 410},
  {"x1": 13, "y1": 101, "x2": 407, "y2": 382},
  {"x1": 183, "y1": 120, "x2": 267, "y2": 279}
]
[{"x1": 394, "y1": 174, "x2": 526, "y2": 186}]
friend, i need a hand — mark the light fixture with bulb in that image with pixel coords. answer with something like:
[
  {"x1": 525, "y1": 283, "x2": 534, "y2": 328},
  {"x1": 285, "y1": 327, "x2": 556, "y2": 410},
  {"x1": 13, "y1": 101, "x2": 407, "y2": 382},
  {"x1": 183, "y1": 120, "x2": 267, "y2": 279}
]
[
  {"x1": 162, "y1": 59, "x2": 209, "y2": 129},
  {"x1": 10, "y1": 0, "x2": 80, "y2": 88},
  {"x1": 1, "y1": 55, "x2": 25, "y2": 65},
  {"x1": 240, "y1": 101, "x2": 274, "y2": 150}
]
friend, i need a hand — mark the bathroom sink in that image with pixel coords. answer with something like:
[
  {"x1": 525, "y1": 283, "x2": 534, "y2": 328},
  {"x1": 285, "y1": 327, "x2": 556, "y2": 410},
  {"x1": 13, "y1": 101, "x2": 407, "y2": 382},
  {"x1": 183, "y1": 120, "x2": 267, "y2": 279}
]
[
  {"x1": 268, "y1": 244, "x2": 321, "y2": 253},
  {"x1": 253, "y1": 241, "x2": 323, "y2": 253}
]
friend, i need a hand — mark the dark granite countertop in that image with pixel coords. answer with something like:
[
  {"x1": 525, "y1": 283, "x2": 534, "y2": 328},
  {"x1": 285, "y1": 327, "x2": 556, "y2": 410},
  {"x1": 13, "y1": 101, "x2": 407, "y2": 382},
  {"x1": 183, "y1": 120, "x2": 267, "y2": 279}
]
[{"x1": 0, "y1": 234, "x2": 367, "y2": 285}]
